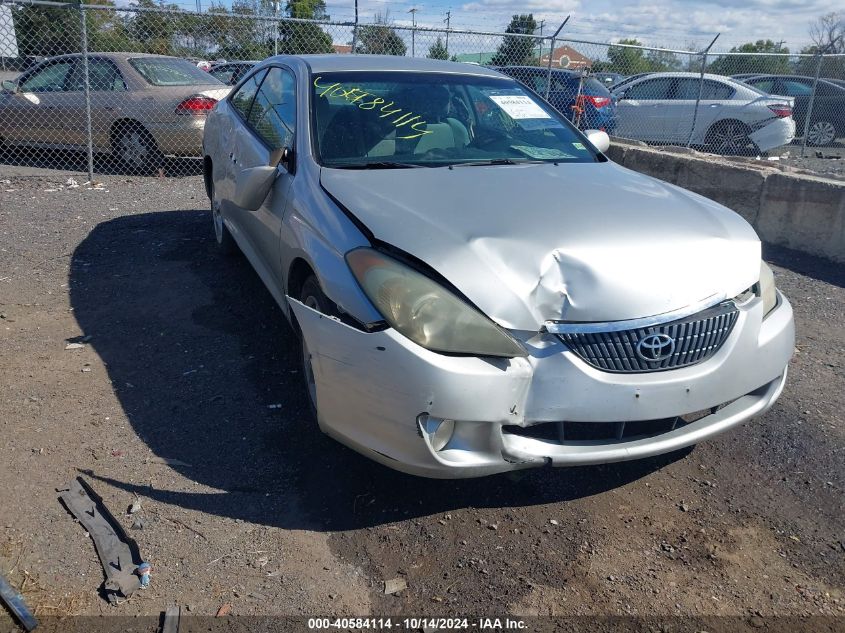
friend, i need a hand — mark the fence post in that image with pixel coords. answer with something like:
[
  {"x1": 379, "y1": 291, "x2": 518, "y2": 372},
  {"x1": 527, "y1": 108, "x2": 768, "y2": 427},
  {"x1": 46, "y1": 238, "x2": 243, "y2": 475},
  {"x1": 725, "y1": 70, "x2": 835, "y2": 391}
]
[
  {"x1": 800, "y1": 51, "x2": 825, "y2": 157},
  {"x1": 273, "y1": 0, "x2": 279, "y2": 56},
  {"x1": 544, "y1": 16, "x2": 569, "y2": 100},
  {"x1": 351, "y1": 0, "x2": 358, "y2": 53},
  {"x1": 686, "y1": 33, "x2": 719, "y2": 149},
  {"x1": 77, "y1": 2, "x2": 94, "y2": 182}
]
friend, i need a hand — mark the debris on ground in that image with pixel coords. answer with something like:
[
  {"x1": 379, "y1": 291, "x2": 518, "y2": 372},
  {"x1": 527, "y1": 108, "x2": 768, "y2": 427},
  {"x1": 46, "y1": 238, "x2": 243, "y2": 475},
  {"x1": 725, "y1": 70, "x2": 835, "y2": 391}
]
[
  {"x1": 0, "y1": 572, "x2": 38, "y2": 632},
  {"x1": 384, "y1": 577, "x2": 407, "y2": 595},
  {"x1": 58, "y1": 476, "x2": 145, "y2": 603},
  {"x1": 216, "y1": 603, "x2": 233, "y2": 617},
  {"x1": 136, "y1": 562, "x2": 152, "y2": 589},
  {"x1": 64, "y1": 342, "x2": 84, "y2": 350},
  {"x1": 128, "y1": 498, "x2": 142, "y2": 514}
]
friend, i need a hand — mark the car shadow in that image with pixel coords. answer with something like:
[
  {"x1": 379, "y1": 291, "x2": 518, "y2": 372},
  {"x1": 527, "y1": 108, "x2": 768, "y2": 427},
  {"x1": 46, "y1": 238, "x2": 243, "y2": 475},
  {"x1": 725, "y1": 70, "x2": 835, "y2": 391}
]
[
  {"x1": 0, "y1": 146, "x2": 202, "y2": 177},
  {"x1": 70, "y1": 209, "x2": 692, "y2": 532},
  {"x1": 764, "y1": 242, "x2": 845, "y2": 289}
]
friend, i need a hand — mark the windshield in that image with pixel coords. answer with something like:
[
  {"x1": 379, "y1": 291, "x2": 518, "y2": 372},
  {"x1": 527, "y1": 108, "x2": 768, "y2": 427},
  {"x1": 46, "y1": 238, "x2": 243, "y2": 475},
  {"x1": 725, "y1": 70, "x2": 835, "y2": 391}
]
[
  {"x1": 311, "y1": 71, "x2": 600, "y2": 168},
  {"x1": 129, "y1": 57, "x2": 222, "y2": 86}
]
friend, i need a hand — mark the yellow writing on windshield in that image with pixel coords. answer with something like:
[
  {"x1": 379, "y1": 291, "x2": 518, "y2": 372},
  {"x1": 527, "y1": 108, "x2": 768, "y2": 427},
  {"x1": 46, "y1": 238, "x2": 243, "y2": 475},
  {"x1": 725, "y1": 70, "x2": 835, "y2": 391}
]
[{"x1": 313, "y1": 77, "x2": 433, "y2": 140}]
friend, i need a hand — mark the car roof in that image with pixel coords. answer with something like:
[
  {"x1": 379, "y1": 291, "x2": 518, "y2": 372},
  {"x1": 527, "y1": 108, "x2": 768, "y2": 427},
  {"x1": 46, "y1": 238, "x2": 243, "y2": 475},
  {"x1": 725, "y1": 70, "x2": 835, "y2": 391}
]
[
  {"x1": 41, "y1": 52, "x2": 186, "y2": 62},
  {"x1": 628, "y1": 72, "x2": 736, "y2": 81},
  {"x1": 290, "y1": 54, "x2": 505, "y2": 77}
]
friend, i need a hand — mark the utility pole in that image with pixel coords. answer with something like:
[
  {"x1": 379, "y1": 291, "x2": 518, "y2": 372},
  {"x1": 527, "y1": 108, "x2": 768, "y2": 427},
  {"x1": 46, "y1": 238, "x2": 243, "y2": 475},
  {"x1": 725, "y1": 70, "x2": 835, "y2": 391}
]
[
  {"x1": 408, "y1": 7, "x2": 418, "y2": 57},
  {"x1": 444, "y1": 10, "x2": 451, "y2": 55}
]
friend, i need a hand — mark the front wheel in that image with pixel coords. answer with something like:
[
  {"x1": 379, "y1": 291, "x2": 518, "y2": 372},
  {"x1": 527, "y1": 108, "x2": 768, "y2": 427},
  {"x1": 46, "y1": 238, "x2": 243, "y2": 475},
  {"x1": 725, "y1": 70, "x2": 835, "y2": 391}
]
[
  {"x1": 299, "y1": 276, "x2": 331, "y2": 418},
  {"x1": 806, "y1": 120, "x2": 837, "y2": 146},
  {"x1": 705, "y1": 120, "x2": 757, "y2": 156}
]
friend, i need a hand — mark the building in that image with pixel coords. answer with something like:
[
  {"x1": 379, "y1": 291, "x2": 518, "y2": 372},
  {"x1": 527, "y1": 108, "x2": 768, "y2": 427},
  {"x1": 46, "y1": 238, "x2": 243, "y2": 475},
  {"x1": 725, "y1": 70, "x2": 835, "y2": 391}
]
[
  {"x1": 333, "y1": 44, "x2": 353, "y2": 54},
  {"x1": 537, "y1": 45, "x2": 592, "y2": 69}
]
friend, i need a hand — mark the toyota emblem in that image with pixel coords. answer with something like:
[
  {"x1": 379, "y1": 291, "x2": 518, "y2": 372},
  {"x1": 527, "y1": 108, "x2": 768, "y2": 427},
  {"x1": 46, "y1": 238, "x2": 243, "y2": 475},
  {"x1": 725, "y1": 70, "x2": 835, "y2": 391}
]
[{"x1": 636, "y1": 333, "x2": 676, "y2": 362}]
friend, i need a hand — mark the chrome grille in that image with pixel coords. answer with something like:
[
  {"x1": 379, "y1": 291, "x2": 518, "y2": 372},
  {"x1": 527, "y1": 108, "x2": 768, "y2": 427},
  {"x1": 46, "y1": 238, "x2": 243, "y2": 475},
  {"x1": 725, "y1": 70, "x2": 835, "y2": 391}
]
[{"x1": 557, "y1": 302, "x2": 739, "y2": 373}]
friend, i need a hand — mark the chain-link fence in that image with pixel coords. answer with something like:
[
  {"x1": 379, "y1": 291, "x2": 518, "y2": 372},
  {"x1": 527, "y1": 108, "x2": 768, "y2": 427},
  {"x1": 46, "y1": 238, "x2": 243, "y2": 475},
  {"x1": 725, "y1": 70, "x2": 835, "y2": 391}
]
[{"x1": 1, "y1": 1, "x2": 844, "y2": 178}]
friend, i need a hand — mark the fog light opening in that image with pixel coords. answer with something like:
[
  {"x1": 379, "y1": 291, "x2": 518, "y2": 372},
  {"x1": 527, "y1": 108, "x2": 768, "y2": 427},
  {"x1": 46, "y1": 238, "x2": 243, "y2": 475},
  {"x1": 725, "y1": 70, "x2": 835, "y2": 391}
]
[{"x1": 418, "y1": 414, "x2": 456, "y2": 452}]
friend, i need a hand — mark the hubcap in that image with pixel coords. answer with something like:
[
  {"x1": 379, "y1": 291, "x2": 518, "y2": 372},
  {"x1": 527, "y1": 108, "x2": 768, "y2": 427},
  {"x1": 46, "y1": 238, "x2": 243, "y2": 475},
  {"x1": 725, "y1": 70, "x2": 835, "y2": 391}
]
[
  {"x1": 808, "y1": 121, "x2": 836, "y2": 146},
  {"x1": 119, "y1": 131, "x2": 147, "y2": 168}
]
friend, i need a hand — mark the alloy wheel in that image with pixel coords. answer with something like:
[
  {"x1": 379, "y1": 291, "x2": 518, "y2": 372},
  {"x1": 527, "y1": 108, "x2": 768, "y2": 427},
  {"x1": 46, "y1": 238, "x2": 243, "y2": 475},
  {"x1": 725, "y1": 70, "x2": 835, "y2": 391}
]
[
  {"x1": 710, "y1": 122, "x2": 753, "y2": 155},
  {"x1": 807, "y1": 121, "x2": 836, "y2": 146}
]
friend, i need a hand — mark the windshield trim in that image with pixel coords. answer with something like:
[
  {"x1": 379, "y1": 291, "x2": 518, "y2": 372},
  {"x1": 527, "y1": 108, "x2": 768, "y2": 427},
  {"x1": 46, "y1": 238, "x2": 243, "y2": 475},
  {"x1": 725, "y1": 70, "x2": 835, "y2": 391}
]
[{"x1": 308, "y1": 69, "x2": 601, "y2": 169}]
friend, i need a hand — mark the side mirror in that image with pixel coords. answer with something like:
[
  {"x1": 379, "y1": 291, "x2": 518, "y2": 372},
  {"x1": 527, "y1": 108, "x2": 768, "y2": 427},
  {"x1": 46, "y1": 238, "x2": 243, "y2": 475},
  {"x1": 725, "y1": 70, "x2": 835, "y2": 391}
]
[
  {"x1": 1, "y1": 80, "x2": 19, "y2": 93},
  {"x1": 270, "y1": 146, "x2": 295, "y2": 173},
  {"x1": 584, "y1": 129, "x2": 610, "y2": 153},
  {"x1": 233, "y1": 164, "x2": 279, "y2": 211}
]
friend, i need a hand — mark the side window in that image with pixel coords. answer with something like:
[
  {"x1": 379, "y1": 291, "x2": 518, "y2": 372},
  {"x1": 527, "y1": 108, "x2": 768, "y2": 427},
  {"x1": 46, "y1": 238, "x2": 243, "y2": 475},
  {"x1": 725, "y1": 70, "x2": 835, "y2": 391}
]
[
  {"x1": 68, "y1": 59, "x2": 126, "y2": 92},
  {"x1": 780, "y1": 80, "x2": 812, "y2": 96},
  {"x1": 700, "y1": 80, "x2": 734, "y2": 100},
  {"x1": 230, "y1": 69, "x2": 267, "y2": 119},
  {"x1": 748, "y1": 78, "x2": 775, "y2": 93},
  {"x1": 19, "y1": 60, "x2": 75, "y2": 93},
  {"x1": 209, "y1": 65, "x2": 236, "y2": 85},
  {"x1": 247, "y1": 67, "x2": 296, "y2": 149},
  {"x1": 624, "y1": 78, "x2": 673, "y2": 100}
]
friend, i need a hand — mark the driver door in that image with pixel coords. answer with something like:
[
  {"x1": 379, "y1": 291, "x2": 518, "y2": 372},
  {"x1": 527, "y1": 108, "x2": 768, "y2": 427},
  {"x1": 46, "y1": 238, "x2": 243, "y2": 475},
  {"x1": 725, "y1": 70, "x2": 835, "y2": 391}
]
[
  {"x1": 614, "y1": 77, "x2": 674, "y2": 142},
  {"x1": 229, "y1": 66, "x2": 296, "y2": 289},
  {"x1": 1, "y1": 58, "x2": 76, "y2": 146}
]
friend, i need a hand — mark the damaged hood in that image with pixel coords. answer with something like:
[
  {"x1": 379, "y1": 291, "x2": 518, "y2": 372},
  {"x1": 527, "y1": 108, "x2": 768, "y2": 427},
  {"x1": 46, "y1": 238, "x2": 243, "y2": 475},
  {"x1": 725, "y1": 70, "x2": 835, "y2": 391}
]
[{"x1": 320, "y1": 161, "x2": 761, "y2": 330}]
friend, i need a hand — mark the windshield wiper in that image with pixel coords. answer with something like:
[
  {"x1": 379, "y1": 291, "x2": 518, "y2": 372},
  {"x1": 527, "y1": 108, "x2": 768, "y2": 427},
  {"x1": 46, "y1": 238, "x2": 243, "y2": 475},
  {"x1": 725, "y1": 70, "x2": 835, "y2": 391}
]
[
  {"x1": 450, "y1": 158, "x2": 547, "y2": 167},
  {"x1": 332, "y1": 161, "x2": 424, "y2": 170}
]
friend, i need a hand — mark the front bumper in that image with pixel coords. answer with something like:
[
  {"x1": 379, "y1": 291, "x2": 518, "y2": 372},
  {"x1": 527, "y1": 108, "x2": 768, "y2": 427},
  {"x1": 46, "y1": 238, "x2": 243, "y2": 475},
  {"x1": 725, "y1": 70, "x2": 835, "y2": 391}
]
[{"x1": 289, "y1": 291, "x2": 794, "y2": 478}]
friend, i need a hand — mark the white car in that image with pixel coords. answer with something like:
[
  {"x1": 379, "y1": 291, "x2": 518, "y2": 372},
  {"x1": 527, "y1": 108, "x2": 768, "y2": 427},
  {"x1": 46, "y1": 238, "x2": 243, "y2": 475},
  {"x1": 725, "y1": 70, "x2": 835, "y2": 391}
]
[{"x1": 612, "y1": 72, "x2": 795, "y2": 154}]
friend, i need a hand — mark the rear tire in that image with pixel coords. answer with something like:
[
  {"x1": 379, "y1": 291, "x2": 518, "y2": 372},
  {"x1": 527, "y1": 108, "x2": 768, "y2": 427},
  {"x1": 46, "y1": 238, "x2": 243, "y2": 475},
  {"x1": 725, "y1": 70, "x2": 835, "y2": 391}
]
[
  {"x1": 705, "y1": 120, "x2": 757, "y2": 156},
  {"x1": 112, "y1": 123, "x2": 163, "y2": 175},
  {"x1": 806, "y1": 120, "x2": 837, "y2": 146}
]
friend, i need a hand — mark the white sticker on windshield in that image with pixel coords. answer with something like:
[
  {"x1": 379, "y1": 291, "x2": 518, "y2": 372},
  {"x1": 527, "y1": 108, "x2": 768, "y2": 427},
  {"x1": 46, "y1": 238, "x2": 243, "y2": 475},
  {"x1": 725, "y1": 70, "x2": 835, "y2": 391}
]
[{"x1": 489, "y1": 95, "x2": 552, "y2": 120}]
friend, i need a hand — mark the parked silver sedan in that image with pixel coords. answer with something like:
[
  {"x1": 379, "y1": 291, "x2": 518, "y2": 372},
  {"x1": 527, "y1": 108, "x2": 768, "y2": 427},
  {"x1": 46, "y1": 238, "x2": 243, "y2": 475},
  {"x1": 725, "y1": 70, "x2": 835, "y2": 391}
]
[
  {"x1": 613, "y1": 72, "x2": 796, "y2": 154},
  {"x1": 203, "y1": 55, "x2": 794, "y2": 478},
  {"x1": 0, "y1": 53, "x2": 230, "y2": 172}
]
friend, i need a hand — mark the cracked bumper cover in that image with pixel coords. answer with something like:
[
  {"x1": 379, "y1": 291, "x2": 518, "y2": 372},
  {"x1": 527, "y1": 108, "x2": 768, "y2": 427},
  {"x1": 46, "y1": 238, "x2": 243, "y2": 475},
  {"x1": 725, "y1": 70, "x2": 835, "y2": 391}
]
[{"x1": 289, "y1": 291, "x2": 794, "y2": 478}]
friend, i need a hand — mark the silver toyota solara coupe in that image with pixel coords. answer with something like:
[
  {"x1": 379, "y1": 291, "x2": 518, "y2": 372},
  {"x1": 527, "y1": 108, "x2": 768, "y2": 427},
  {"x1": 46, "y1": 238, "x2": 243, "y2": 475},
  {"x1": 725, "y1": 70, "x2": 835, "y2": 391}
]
[{"x1": 202, "y1": 55, "x2": 794, "y2": 478}]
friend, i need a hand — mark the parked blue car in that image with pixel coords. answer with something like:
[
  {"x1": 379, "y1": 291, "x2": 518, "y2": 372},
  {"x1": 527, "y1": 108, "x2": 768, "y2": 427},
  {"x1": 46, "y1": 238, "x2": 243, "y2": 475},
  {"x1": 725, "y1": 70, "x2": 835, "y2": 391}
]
[{"x1": 492, "y1": 66, "x2": 617, "y2": 133}]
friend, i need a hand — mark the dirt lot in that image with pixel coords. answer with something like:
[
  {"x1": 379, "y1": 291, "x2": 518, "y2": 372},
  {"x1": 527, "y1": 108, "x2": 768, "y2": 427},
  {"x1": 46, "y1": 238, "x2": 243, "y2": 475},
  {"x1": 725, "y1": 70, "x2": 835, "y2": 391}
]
[{"x1": 0, "y1": 165, "x2": 843, "y2": 631}]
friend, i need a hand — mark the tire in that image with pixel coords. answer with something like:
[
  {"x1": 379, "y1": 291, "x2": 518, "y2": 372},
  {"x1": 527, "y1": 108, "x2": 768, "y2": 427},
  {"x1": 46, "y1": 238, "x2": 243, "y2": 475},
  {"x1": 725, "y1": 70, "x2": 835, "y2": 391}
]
[
  {"x1": 299, "y1": 275, "x2": 329, "y2": 418},
  {"x1": 208, "y1": 173, "x2": 238, "y2": 255},
  {"x1": 705, "y1": 120, "x2": 757, "y2": 156},
  {"x1": 806, "y1": 120, "x2": 837, "y2": 147},
  {"x1": 112, "y1": 123, "x2": 163, "y2": 175}
]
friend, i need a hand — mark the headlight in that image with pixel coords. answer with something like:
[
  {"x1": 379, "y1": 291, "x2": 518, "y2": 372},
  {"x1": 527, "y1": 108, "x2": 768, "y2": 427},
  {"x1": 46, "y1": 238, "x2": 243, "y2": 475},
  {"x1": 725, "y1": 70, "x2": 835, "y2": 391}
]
[
  {"x1": 758, "y1": 261, "x2": 777, "y2": 317},
  {"x1": 346, "y1": 248, "x2": 527, "y2": 358}
]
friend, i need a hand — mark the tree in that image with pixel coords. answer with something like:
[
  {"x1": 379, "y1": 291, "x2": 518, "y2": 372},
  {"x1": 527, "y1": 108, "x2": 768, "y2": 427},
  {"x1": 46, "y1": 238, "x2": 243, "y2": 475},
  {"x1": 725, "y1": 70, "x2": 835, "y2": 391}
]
[
  {"x1": 355, "y1": 12, "x2": 406, "y2": 56},
  {"x1": 11, "y1": 0, "x2": 133, "y2": 58},
  {"x1": 427, "y1": 36, "x2": 448, "y2": 60},
  {"x1": 606, "y1": 38, "x2": 651, "y2": 74},
  {"x1": 809, "y1": 12, "x2": 844, "y2": 53},
  {"x1": 707, "y1": 40, "x2": 790, "y2": 76},
  {"x1": 489, "y1": 14, "x2": 536, "y2": 66}
]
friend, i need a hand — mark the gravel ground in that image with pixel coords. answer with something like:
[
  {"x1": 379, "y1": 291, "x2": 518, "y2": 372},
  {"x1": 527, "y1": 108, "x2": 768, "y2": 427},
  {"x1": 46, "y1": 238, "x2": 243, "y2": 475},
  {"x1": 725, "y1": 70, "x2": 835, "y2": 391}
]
[{"x1": 0, "y1": 166, "x2": 843, "y2": 631}]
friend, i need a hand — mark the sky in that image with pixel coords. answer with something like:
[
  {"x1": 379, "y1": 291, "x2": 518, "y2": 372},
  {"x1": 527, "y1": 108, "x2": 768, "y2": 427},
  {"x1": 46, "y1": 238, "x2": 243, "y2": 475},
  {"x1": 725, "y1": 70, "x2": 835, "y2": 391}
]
[{"x1": 315, "y1": 0, "x2": 841, "y2": 53}]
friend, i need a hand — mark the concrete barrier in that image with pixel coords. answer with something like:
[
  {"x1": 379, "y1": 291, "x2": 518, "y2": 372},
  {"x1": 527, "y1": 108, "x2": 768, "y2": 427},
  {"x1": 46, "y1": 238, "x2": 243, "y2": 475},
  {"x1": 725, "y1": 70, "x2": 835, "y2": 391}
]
[{"x1": 607, "y1": 140, "x2": 845, "y2": 263}]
